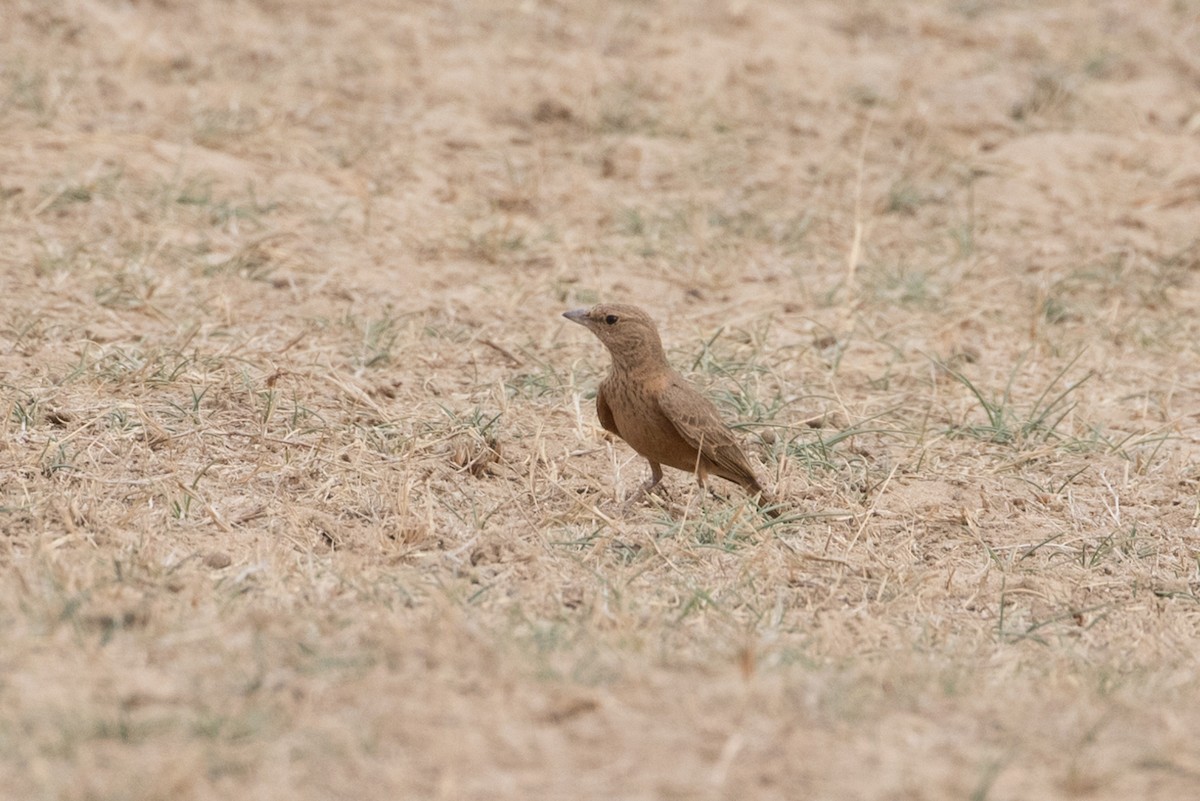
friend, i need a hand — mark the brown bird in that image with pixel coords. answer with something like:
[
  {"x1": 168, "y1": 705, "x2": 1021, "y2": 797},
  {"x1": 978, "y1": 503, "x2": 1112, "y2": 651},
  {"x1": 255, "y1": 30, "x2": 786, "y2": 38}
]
[{"x1": 563, "y1": 303, "x2": 777, "y2": 514}]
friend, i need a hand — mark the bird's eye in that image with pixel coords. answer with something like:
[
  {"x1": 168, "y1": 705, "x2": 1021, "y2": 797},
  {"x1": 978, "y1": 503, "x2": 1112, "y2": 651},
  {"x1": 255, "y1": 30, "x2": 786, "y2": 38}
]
[{"x1": 604, "y1": 314, "x2": 619, "y2": 325}]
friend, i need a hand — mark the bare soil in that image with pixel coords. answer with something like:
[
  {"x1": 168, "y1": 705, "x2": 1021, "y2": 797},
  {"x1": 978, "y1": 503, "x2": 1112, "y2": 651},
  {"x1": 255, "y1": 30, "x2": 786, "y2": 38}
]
[{"x1": 2, "y1": 1, "x2": 1200, "y2": 799}]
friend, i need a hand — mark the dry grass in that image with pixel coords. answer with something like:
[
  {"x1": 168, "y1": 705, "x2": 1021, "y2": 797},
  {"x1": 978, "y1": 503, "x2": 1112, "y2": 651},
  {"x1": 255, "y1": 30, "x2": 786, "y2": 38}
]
[{"x1": 3, "y1": 0, "x2": 1200, "y2": 798}]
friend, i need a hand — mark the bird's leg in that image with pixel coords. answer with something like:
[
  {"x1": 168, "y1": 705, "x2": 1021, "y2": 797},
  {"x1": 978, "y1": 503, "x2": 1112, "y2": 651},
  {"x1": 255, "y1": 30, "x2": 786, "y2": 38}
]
[
  {"x1": 637, "y1": 462, "x2": 665, "y2": 498},
  {"x1": 681, "y1": 465, "x2": 727, "y2": 518},
  {"x1": 622, "y1": 462, "x2": 664, "y2": 510},
  {"x1": 695, "y1": 462, "x2": 712, "y2": 494},
  {"x1": 694, "y1": 464, "x2": 724, "y2": 502}
]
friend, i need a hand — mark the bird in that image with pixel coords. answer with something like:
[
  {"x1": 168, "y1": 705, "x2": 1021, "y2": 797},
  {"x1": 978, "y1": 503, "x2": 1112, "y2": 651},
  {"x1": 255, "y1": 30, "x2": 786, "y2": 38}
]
[{"x1": 562, "y1": 303, "x2": 778, "y2": 515}]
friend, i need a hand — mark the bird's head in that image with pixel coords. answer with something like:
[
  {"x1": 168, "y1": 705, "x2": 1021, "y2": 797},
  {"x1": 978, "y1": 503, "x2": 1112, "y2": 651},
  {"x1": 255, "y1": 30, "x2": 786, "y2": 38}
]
[{"x1": 562, "y1": 303, "x2": 667, "y2": 371}]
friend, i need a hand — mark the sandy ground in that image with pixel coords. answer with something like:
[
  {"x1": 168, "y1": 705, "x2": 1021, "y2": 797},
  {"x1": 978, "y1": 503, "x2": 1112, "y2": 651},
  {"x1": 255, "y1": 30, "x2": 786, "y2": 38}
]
[{"x1": 2, "y1": 0, "x2": 1200, "y2": 799}]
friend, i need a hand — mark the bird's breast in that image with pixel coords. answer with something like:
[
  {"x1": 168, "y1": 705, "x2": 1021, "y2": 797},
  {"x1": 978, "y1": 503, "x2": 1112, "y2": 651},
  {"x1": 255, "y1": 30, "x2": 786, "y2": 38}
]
[{"x1": 602, "y1": 371, "x2": 702, "y2": 472}]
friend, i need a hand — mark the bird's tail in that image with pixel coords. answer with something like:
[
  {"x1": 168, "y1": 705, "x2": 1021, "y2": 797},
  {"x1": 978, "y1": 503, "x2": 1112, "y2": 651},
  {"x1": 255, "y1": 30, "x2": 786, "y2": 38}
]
[{"x1": 747, "y1": 479, "x2": 782, "y2": 519}]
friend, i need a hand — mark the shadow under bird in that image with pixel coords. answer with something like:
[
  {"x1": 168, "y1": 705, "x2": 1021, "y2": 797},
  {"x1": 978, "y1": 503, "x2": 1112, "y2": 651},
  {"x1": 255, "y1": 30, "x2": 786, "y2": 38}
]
[{"x1": 563, "y1": 303, "x2": 778, "y2": 516}]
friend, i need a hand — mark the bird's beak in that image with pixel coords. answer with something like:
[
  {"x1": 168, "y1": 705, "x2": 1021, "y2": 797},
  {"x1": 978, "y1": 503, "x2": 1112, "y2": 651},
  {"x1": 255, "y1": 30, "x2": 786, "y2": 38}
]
[{"x1": 562, "y1": 308, "x2": 589, "y2": 325}]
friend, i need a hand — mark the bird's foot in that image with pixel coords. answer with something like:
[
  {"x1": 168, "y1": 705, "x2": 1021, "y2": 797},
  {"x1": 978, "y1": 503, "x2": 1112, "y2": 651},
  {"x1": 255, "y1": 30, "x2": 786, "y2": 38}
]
[{"x1": 620, "y1": 480, "x2": 670, "y2": 514}]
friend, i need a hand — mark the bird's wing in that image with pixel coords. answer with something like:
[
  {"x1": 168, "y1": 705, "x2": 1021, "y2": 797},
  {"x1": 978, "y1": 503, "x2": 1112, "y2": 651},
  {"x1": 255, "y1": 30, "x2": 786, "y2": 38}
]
[
  {"x1": 596, "y1": 381, "x2": 620, "y2": 436},
  {"x1": 657, "y1": 376, "x2": 758, "y2": 486}
]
